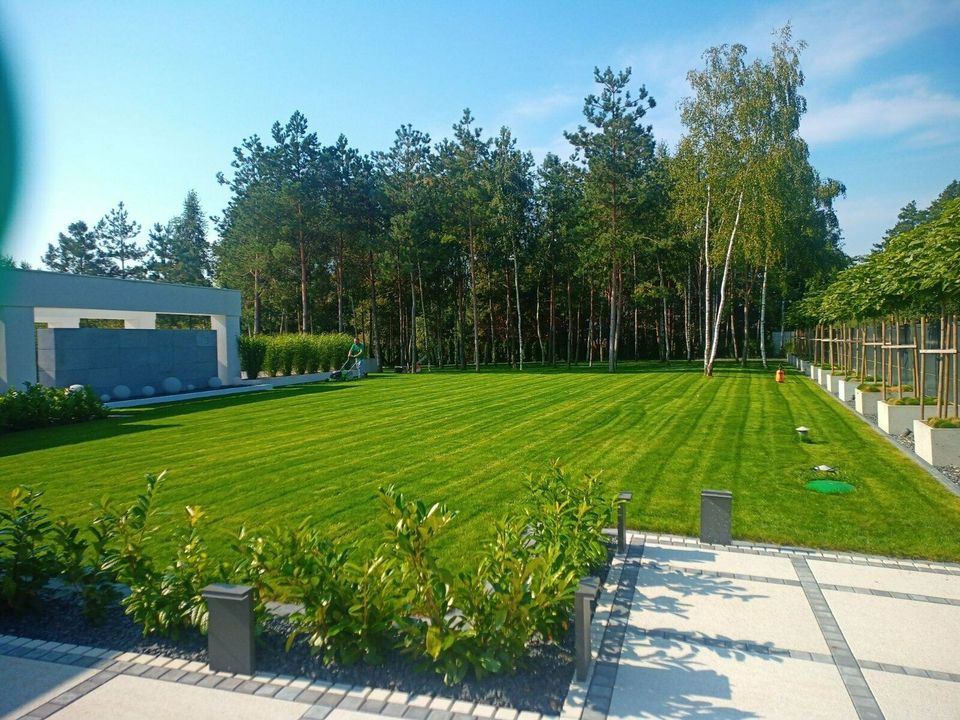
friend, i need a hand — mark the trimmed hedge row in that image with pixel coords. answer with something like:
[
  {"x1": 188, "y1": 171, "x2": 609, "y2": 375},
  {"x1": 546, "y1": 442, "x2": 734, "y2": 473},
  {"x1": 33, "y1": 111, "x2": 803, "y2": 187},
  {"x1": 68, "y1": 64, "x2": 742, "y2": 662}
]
[
  {"x1": 239, "y1": 333, "x2": 354, "y2": 379},
  {"x1": 1, "y1": 464, "x2": 615, "y2": 684},
  {"x1": 0, "y1": 383, "x2": 108, "y2": 434}
]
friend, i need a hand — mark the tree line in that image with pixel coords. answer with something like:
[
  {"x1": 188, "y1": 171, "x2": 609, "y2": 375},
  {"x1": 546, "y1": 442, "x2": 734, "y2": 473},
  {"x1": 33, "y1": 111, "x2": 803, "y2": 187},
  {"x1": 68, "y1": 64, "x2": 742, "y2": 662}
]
[
  {"x1": 32, "y1": 27, "x2": 847, "y2": 374},
  {"x1": 40, "y1": 191, "x2": 211, "y2": 285}
]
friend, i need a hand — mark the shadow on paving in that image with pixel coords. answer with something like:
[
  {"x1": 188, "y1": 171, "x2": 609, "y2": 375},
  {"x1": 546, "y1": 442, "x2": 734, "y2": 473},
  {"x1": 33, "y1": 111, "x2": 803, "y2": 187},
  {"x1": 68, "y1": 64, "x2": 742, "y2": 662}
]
[
  {"x1": 633, "y1": 567, "x2": 769, "y2": 621},
  {"x1": 0, "y1": 653, "x2": 93, "y2": 718},
  {"x1": 612, "y1": 639, "x2": 764, "y2": 719}
]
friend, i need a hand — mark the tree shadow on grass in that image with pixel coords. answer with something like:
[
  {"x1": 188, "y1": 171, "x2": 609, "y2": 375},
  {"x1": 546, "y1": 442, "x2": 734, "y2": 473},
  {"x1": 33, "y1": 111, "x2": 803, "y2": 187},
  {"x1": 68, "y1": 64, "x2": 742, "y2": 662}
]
[
  {"x1": 0, "y1": 382, "x2": 357, "y2": 457},
  {"x1": 0, "y1": 416, "x2": 181, "y2": 458}
]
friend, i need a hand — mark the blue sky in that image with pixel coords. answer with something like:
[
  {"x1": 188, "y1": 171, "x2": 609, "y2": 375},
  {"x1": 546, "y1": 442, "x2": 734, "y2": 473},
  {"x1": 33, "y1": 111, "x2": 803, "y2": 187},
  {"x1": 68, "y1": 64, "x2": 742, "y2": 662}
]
[{"x1": 1, "y1": 0, "x2": 959, "y2": 265}]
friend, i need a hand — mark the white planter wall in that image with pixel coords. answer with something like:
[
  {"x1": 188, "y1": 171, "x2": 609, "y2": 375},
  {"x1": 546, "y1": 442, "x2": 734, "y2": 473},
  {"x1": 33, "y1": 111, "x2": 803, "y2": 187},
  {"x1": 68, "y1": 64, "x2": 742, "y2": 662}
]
[
  {"x1": 877, "y1": 401, "x2": 921, "y2": 435},
  {"x1": 828, "y1": 375, "x2": 841, "y2": 394},
  {"x1": 837, "y1": 379, "x2": 857, "y2": 402},
  {"x1": 913, "y1": 419, "x2": 960, "y2": 466},
  {"x1": 855, "y1": 390, "x2": 882, "y2": 416},
  {"x1": 822, "y1": 371, "x2": 833, "y2": 390}
]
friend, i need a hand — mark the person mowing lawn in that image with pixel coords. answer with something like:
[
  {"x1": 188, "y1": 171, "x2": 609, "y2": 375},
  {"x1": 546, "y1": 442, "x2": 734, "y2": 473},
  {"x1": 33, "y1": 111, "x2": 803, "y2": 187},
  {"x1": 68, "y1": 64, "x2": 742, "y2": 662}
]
[{"x1": 346, "y1": 336, "x2": 365, "y2": 379}]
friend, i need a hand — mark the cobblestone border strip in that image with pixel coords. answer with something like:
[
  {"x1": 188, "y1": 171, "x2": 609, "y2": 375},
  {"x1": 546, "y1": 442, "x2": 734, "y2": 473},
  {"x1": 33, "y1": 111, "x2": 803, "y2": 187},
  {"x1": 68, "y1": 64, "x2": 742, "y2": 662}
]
[
  {"x1": 0, "y1": 634, "x2": 557, "y2": 720},
  {"x1": 643, "y1": 560, "x2": 960, "y2": 606},
  {"x1": 792, "y1": 558, "x2": 885, "y2": 720},
  {"x1": 569, "y1": 536, "x2": 645, "y2": 720},
  {"x1": 641, "y1": 533, "x2": 960, "y2": 575}
]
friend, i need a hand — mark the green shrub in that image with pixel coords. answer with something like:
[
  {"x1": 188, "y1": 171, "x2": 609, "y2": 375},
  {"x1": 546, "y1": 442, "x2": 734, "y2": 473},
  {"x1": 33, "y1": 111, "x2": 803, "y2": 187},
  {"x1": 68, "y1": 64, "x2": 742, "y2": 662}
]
[
  {"x1": 887, "y1": 396, "x2": 936, "y2": 406},
  {"x1": 4, "y1": 464, "x2": 613, "y2": 679},
  {"x1": 0, "y1": 383, "x2": 108, "y2": 434},
  {"x1": 0, "y1": 487, "x2": 59, "y2": 612},
  {"x1": 927, "y1": 417, "x2": 960, "y2": 428},
  {"x1": 238, "y1": 336, "x2": 268, "y2": 379},
  {"x1": 97, "y1": 472, "x2": 216, "y2": 637},
  {"x1": 236, "y1": 521, "x2": 396, "y2": 665}
]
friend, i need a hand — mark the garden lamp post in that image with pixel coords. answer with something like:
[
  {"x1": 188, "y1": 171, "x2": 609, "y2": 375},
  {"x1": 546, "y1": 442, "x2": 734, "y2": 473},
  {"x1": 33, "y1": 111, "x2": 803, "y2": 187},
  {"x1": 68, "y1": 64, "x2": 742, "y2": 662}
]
[{"x1": 509, "y1": 253, "x2": 523, "y2": 370}]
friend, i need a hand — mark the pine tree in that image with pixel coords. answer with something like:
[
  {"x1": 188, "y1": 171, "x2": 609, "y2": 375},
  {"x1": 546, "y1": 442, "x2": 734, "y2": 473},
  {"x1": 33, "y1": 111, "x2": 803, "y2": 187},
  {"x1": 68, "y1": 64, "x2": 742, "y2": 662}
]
[
  {"x1": 168, "y1": 190, "x2": 211, "y2": 285},
  {"x1": 42, "y1": 221, "x2": 111, "y2": 275},
  {"x1": 96, "y1": 201, "x2": 144, "y2": 278}
]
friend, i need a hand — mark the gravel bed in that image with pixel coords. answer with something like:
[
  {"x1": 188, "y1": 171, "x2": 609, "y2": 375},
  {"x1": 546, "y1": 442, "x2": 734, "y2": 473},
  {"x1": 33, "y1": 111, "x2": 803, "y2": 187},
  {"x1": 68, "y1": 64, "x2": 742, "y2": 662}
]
[
  {"x1": 0, "y1": 551, "x2": 615, "y2": 713},
  {"x1": 938, "y1": 466, "x2": 960, "y2": 488}
]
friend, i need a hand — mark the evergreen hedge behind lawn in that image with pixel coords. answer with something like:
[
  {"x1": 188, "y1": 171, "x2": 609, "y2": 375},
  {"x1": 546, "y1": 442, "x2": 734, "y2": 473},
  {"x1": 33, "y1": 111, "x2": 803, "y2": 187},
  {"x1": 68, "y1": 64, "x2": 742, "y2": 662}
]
[
  {"x1": 0, "y1": 383, "x2": 108, "y2": 434},
  {"x1": 239, "y1": 333, "x2": 353, "y2": 378}
]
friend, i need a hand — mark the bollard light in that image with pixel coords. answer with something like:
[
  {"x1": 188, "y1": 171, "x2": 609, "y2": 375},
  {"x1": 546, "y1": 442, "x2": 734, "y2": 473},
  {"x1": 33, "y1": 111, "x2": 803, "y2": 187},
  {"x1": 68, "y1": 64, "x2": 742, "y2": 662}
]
[
  {"x1": 616, "y1": 491, "x2": 633, "y2": 555},
  {"x1": 202, "y1": 584, "x2": 255, "y2": 675},
  {"x1": 700, "y1": 489, "x2": 733, "y2": 545},
  {"x1": 796, "y1": 426, "x2": 810, "y2": 442},
  {"x1": 575, "y1": 576, "x2": 600, "y2": 681}
]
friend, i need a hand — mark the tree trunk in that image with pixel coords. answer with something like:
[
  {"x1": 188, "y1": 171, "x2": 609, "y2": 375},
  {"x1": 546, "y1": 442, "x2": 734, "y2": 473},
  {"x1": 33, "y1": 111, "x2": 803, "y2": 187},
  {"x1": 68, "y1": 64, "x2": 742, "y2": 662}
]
[
  {"x1": 566, "y1": 278, "x2": 572, "y2": 368},
  {"x1": 369, "y1": 251, "x2": 380, "y2": 364},
  {"x1": 705, "y1": 190, "x2": 743, "y2": 376},
  {"x1": 684, "y1": 261, "x2": 692, "y2": 361},
  {"x1": 702, "y1": 186, "x2": 713, "y2": 374},
  {"x1": 468, "y1": 225, "x2": 480, "y2": 372},
  {"x1": 759, "y1": 257, "x2": 768, "y2": 368},
  {"x1": 409, "y1": 270, "x2": 417, "y2": 369},
  {"x1": 587, "y1": 287, "x2": 595, "y2": 368}
]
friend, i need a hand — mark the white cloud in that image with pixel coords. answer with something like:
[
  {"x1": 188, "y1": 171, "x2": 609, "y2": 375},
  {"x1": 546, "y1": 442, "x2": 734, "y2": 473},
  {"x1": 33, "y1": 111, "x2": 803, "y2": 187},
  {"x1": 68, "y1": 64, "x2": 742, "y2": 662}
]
[
  {"x1": 503, "y1": 92, "x2": 579, "y2": 123},
  {"x1": 802, "y1": 75, "x2": 960, "y2": 145}
]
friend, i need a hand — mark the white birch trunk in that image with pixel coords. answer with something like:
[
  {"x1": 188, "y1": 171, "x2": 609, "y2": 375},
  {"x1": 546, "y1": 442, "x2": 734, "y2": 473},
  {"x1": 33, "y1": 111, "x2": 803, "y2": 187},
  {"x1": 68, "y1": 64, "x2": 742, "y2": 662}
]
[{"x1": 706, "y1": 191, "x2": 744, "y2": 375}]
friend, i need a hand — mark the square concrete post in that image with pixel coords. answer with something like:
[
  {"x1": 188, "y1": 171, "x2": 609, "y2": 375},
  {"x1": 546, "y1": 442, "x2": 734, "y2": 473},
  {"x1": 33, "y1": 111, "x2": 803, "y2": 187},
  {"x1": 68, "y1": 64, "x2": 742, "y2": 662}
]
[
  {"x1": 575, "y1": 576, "x2": 600, "y2": 681},
  {"x1": 616, "y1": 491, "x2": 633, "y2": 555},
  {"x1": 700, "y1": 490, "x2": 733, "y2": 545},
  {"x1": 0, "y1": 305, "x2": 38, "y2": 392},
  {"x1": 211, "y1": 314, "x2": 241, "y2": 386},
  {"x1": 202, "y1": 584, "x2": 255, "y2": 675}
]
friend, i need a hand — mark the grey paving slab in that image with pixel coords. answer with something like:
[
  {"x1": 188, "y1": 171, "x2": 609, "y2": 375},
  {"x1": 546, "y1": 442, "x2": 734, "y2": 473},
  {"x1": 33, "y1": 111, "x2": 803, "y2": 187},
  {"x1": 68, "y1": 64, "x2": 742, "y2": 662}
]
[
  {"x1": 864, "y1": 669, "x2": 960, "y2": 719},
  {"x1": 809, "y1": 559, "x2": 960, "y2": 601},
  {"x1": 609, "y1": 632, "x2": 857, "y2": 719},
  {"x1": 643, "y1": 541, "x2": 800, "y2": 581},
  {"x1": 825, "y1": 589, "x2": 960, "y2": 675},
  {"x1": 46, "y1": 672, "x2": 305, "y2": 719},
  {"x1": 631, "y1": 565, "x2": 829, "y2": 654},
  {"x1": 0, "y1": 655, "x2": 96, "y2": 720}
]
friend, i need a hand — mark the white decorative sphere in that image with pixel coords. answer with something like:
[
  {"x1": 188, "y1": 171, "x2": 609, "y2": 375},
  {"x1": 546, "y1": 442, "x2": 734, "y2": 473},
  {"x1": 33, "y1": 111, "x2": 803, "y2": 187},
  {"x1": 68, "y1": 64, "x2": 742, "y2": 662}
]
[
  {"x1": 100, "y1": 394, "x2": 111, "y2": 403},
  {"x1": 186, "y1": 384, "x2": 195, "y2": 392},
  {"x1": 112, "y1": 385, "x2": 131, "y2": 400},
  {"x1": 68, "y1": 384, "x2": 84, "y2": 393},
  {"x1": 141, "y1": 385, "x2": 155, "y2": 397},
  {"x1": 162, "y1": 377, "x2": 182, "y2": 394},
  {"x1": 208, "y1": 377, "x2": 222, "y2": 389}
]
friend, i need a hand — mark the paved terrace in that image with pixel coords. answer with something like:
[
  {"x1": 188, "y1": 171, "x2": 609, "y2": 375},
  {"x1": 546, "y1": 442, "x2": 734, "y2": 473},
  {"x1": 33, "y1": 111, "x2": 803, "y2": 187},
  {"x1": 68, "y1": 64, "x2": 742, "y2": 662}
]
[{"x1": 3, "y1": 533, "x2": 959, "y2": 720}]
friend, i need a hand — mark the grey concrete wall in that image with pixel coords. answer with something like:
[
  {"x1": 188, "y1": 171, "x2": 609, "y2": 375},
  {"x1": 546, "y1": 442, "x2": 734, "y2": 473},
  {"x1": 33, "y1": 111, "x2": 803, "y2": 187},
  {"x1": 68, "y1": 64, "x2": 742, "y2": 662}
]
[{"x1": 37, "y1": 329, "x2": 218, "y2": 395}]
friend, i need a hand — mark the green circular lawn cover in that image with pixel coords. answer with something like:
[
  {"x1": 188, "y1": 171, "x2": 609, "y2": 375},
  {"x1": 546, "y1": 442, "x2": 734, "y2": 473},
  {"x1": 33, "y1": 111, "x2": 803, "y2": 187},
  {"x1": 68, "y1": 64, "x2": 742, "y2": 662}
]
[{"x1": 805, "y1": 479, "x2": 855, "y2": 494}]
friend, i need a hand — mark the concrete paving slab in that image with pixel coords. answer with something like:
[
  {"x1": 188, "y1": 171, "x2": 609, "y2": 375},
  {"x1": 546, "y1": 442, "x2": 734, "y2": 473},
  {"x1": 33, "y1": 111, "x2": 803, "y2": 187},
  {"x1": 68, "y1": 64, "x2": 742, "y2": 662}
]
[
  {"x1": 644, "y1": 542, "x2": 799, "y2": 581},
  {"x1": 809, "y1": 559, "x2": 960, "y2": 600},
  {"x1": 825, "y1": 590, "x2": 960, "y2": 674},
  {"x1": 0, "y1": 656, "x2": 96, "y2": 720},
  {"x1": 49, "y1": 673, "x2": 305, "y2": 719},
  {"x1": 863, "y1": 669, "x2": 960, "y2": 720},
  {"x1": 633, "y1": 566, "x2": 828, "y2": 654},
  {"x1": 610, "y1": 633, "x2": 857, "y2": 719}
]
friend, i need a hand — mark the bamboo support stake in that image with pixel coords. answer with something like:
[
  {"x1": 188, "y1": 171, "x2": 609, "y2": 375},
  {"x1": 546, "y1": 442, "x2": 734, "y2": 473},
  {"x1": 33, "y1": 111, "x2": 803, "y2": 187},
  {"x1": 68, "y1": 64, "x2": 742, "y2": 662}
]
[
  {"x1": 896, "y1": 322, "x2": 903, "y2": 400},
  {"x1": 920, "y1": 317, "x2": 926, "y2": 421},
  {"x1": 881, "y1": 321, "x2": 887, "y2": 400},
  {"x1": 950, "y1": 314, "x2": 960, "y2": 417},
  {"x1": 912, "y1": 319, "x2": 920, "y2": 398}
]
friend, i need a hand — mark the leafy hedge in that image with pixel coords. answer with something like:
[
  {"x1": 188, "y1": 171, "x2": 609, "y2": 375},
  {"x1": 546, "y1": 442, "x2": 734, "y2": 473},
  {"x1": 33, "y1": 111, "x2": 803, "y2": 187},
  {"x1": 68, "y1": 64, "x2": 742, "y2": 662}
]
[
  {"x1": 239, "y1": 333, "x2": 354, "y2": 378},
  {"x1": 0, "y1": 464, "x2": 615, "y2": 683},
  {"x1": 0, "y1": 383, "x2": 109, "y2": 434}
]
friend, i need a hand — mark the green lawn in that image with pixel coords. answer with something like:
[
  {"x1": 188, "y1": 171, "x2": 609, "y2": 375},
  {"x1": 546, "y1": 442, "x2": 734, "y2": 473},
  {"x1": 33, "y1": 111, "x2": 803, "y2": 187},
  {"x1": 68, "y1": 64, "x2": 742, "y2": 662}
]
[{"x1": 3, "y1": 361, "x2": 960, "y2": 562}]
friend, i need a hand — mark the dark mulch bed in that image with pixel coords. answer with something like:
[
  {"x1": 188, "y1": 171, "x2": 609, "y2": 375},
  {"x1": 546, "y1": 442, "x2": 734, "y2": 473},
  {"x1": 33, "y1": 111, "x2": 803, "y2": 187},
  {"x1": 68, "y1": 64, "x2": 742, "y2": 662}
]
[{"x1": 0, "y1": 551, "x2": 614, "y2": 714}]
